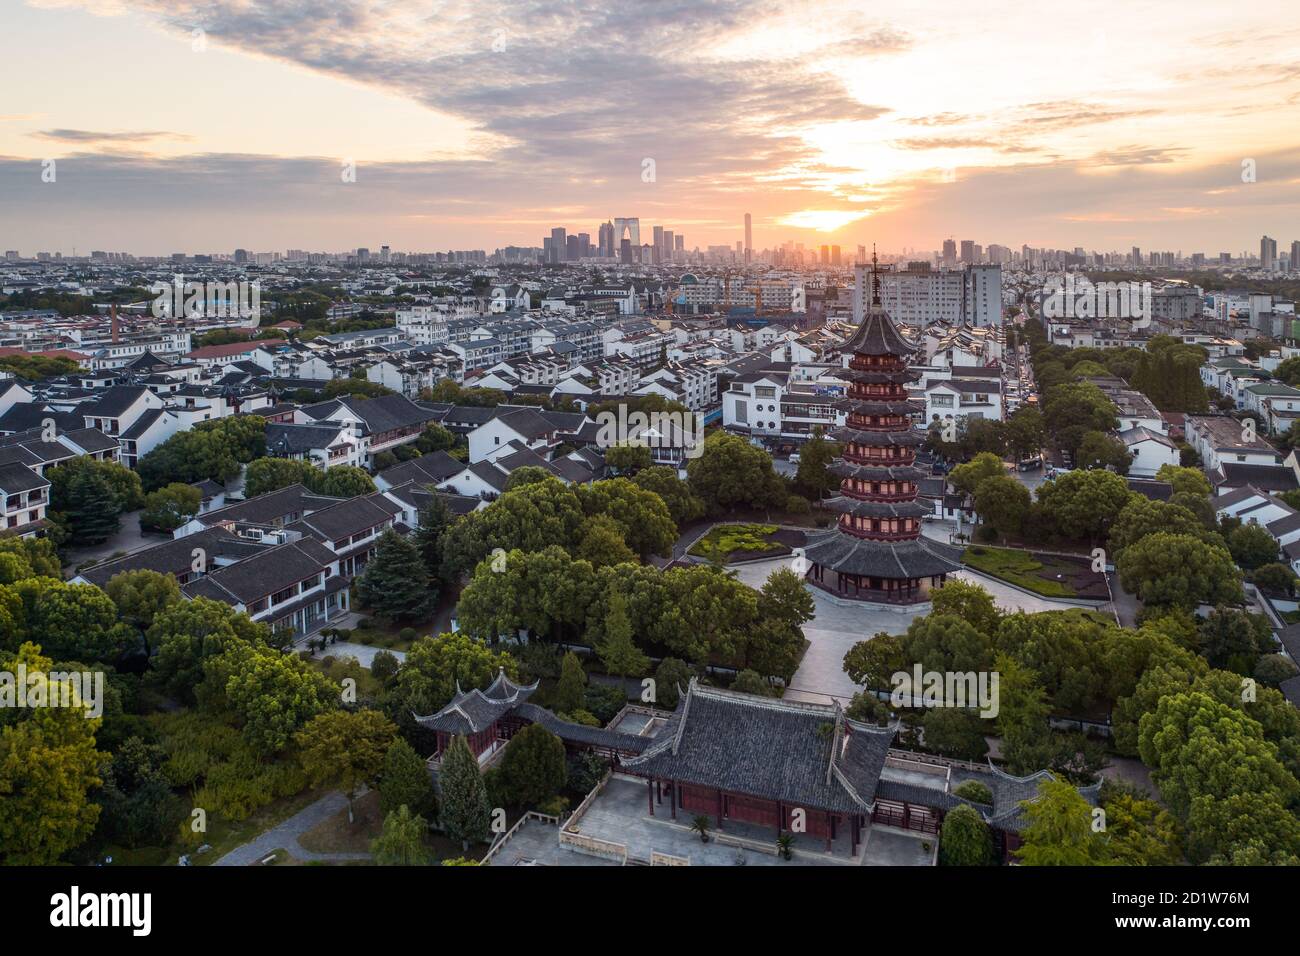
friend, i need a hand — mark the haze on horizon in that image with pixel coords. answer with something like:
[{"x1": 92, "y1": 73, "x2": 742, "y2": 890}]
[{"x1": 2, "y1": 0, "x2": 1299, "y2": 257}]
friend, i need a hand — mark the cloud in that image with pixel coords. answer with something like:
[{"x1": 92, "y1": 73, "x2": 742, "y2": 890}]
[{"x1": 30, "y1": 128, "x2": 190, "y2": 144}]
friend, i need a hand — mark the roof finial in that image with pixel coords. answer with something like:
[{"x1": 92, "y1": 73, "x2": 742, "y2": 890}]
[{"x1": 871, "y1": 243, "x2": 881, "y2": 307}]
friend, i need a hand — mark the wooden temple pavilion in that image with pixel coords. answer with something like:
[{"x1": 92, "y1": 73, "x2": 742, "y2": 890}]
[
  {"x1": 802, "y1": 252, "x2": 961, "y2": 604},
  {"x1": 414, "y1": 668, "x2": 653, "y2": 764},
  {"x1": 620, "y1": 682, "x2": 895, "y2": 856}
]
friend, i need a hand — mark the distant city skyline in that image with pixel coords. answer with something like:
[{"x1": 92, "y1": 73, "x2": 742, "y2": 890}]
[{"x1": 3, "y1": 1, "x2": 1300, "y2": 254}]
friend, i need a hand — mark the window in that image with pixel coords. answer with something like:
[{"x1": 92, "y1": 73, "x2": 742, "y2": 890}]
[{"x1": 931, "y1": 394, "x2": 953, "y2": 408}]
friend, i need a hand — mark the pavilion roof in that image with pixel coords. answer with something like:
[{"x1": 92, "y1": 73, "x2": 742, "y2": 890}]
[{"x1": 621, "y1": 682, "x2": 894, "y2": 814}]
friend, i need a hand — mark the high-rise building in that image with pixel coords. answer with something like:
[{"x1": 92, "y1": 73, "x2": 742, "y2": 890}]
[
  {"x1": 663, "y1": 230, "x2": 675, "y2": 264},
  {"x1": 674, "y1": 234, "x2": 684, "y2": 255},
  {"x1": 614, "y1": 217, "x2": 640, "y2": 249},
  {"x1": 831, "y1": 245, "x2": 842, "y2": 267},
  {"x1": 1261, "y1": 235, "x2": 1278, "y2": 270},
  {"x1": 744, "y1": 213, "x2": 752, "y2": 264},
  {"x1": 577, "y1": 233, "x2": 592, "y2": 258},
  {"x1": 941, "y1": 239, "x2": 956, "y2": 267},
  {"x1": 550, "y1": 227, "x2": 567, "y2": 263},
  {"x1": 959, "y1": 240, "x2": 974, "y2": 264},
  {"x1": 1291, "y1": 240, "x2": 1300, "y2": 272},
  {"x1": 1131, "y1": 246, "x2": 1141, "y2": 267},
  {"x1": 598, "y1": 221, "x2": 614, "y2": 258}
]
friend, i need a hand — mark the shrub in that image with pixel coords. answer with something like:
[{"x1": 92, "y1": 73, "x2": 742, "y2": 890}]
[
  {"x1": 953, "y1": 780, "x2": 994, "y2": 805},
  {"x1": 537, "y1": 795, "x2": 570, "y2": 817},
  {"x1": 973, "y1": 525, "x2": 999, "y2": 543},
  {"x1": 370, "y1": 650, "x2": 400, "y2": 681},
  {"x1": 784, "y1": 495, "x2": 811, "y2": 515},
  {"x1": 584, "y1": 683, "x2": 628, "y2": 724},
  {"x1": 398, "y1": 627, "x2": 417, "y2": 643}
]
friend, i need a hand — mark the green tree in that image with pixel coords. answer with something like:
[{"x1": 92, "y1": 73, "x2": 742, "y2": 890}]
[
  {"x1": 576, "y1": 514, "x2": 637, "y2": 568},
  {"x1": 631, "y1": 466, "x2": 705, "y2": 525},
  {"x1": 1037, "y1": 469, "x2": 1133, "y2": 544},
  {"x1": 938, "y1": 804, "x2": 994, "y2": 866},
  {"x1": 140, "y1": 482, "x2": 202, "y2": 532},
  {"x1": 393, "y1": 632, "x2": 518, "y2": 716},
  {"x1": 1075, "y1": 430, "x2": 1131, "y2": 475},
  {"x1": 371, "y1": 805, "x2": 431, "y2": 865},
  {"x1": 0, "y1": 644, "x2": 105, "y2": 864},
  {"x1": 1155, "y1": 465, "x2": 1212, "y2": 498},
  {"x1": 596, "y1": 590, "x2": 650, "y2": 679},
  {"x1": 437, "y1": 734, "x2": 492, "y2": 851},
  {"x1": 49, "y1": 460, "x2": 124, "y2": 543},
  {"x1": 208, "y1": 641, "x2": 336, "y2": 754},
  {"x1": 356, "y1": 529, "x2": 437, "y2": 624},
  {"x1": 605, "y1": 444, "x2": 652, "y2": 475},
  {"x1": 576, "y1": 478, "x2": 676, "y2": 560},
  {"x1": 105, "y1": 569, "x2": 181, "y2": 645},
  {"x1": 1227, "y1": 522, "x2": 1279, "y2": 571},
  {"x1": 843, "y1": 633, "x2": 906, "y2": 690},
  {"x1": 315, "y1": 465, "x2": 376, "y2": 498},
  {"x1": 379, "y1": 737, "x2": 438, "y2": 821},
  {"x1": 243, "y1": 458, "x2": 318, "y2": 498},
  {"x1": 295, "y1": 709, "x2": 396, "y2": 821},
  {"x1": 554, "y1": 652, "x2": 588, "y2": 715},
  {"x1": 32, "y1": 580, "x2": 129, "y2": 663},
  {"x1": 1042, "y1": 381, "x2": 1118, "y2": 460},
  {"x1": 948, "y1": 452, "x2": 1005, "y2": 497},
  {"x1": 653, "y1": 658, "x2": 693, "y2": 709},
  {"x1": 794, "y1": 430, "x2": 842, "y2": 500},
  {"x1": 148, "y1": 597, "x2": 270, "y2": 704},
  {"x1": 930, "y1": 579, "x2": 1002, "y2": 638},
  {"x1": 731, "y1": 668, "x2": 774, "y2": 696},
  {"x1": 1015, "y1": 779, "x2": 1112, "y2": 865},
  {"x1": 1251, "y1": 562, "x2": 1298, "y2": 597},
  {"x1": 1004, "y1": 406, "x2": 1046, "y2": 462},
  {"x1": 1108, "y1": 498, "x2": 1214, "y2": 554},
  {"x1": 495, "y1": 724, "x2": 567, "y2": 807},
  {"x1": 973, "y1": 474, "x2": 1030, "y2": 536},
  {"x1": 922, "y1": 708, "x2": 990, "y2": 761},
  {"x1": 412, "y1": 496, "x2": 454, "y2": 585},
  {"x1": 1116, "y1": 533, "x2": 1243, "y2": 609},
  {"x1": 685, "y1": 431, "x2": 786, "y2": 516}
]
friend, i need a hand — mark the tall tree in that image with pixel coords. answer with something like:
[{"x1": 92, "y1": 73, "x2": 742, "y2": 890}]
[
  {"x1": 595, "y1": 590, "x2": 649, "y2": 679},
  {"x1": 938, "y1": 804, "x2": 994, "y2": 866},
  {"x1": 1015, "y1": 779, "x2": 1112, "y2": 866},
  {"x1": 295, "y1": 709, "x2": 397, "y2": 822},
  {"x1": 356, "y1": 529, "x2": 437, "y2": 624},
  {"x1": 437, "y1": 735, "x2": 492, "y2": 851},
  {"x1": 379, "y1": 737, "x2": 438, "y2": 821},
  {"x1": 371, "y1": 805, "x2": 432, "y2": 865}
]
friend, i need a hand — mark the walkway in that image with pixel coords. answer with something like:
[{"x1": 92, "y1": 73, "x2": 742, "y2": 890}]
[{"x1": 213, "y1": 791, "x2": 372, "y2": 866}]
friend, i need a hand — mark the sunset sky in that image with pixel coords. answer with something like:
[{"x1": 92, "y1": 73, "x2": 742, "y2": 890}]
[{"x1": 3, "y1": 0, "x2": 1300, "y2": 256}]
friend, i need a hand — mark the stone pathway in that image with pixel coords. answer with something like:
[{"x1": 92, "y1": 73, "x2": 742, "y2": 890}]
[
  {"x1": 314, "y1": 642, "x2": 407, "y2": 669},
  {"x1": 214, "y1": 791, "x2": 372, "y2": 866}
]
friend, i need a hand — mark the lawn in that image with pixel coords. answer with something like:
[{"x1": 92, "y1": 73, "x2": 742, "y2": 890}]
[
  {"x1": 688, "y1": 523, "x2": 790, "y2": 564},
  {"x1": 298, "y1": 790, "x2": 490, "y2": 862},
  {"x1": 961, "y1": 546, "x2": 1106, "y2": 599}
]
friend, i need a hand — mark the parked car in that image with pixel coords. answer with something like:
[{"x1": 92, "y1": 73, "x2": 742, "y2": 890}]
[{"x1": 789, "y1": 453, "x2": 801, "y2": 465}]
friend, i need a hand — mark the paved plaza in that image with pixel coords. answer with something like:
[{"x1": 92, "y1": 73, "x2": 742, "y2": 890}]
[
  {"x1": 487, "y1": 775, "x2": 931, "y2": 866},
  {"x1": 729, "y1": 520, "x2": 1117, "y2": 704}
]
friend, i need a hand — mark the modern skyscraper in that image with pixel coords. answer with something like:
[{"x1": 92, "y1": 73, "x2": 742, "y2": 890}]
[
  {"x1": 598, "y1": 220, "x2": 614, "y2": 258},
  {"x1": 1291, "y1": 240, "x2": 1300, "y2": 272},
  {"x1": 550, "y1": 227, "x2": 567, "y2": 263},
  {"x1": 653, "y1": 225, "x2": 664, "y2": 264},
  {"x1": 1261, "y1": 235, "x2": 1278, "y2": 270},
  {"x1": 941, "y1": 239, "x2": 956, "y2": 267},
  {"x1": 614, "y1": 217, "x2": 640, "y2": 249},
  {"x1": 959, "y1": 240, "x2": 974, "y2": 264},
  {"x1": 663, "y1": 230, "x2": 675, "y2": 264},
  {"x1": 744, "y1": 213, "x2": 752, "y2": 264}
]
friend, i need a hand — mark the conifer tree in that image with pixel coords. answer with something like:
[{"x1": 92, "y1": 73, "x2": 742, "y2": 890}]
[
  {"x1": 437, "y1": 735, "x2": 492, "y2": 851},
  {"x1": 554, "y1": 651, "x2": 588, "y2": 714},
  {"x1": 356, "y1": 529, "x2": 437, "y2": 624},
  {"x1": 379, "y1": 737, "x2": 438, "y2": 821},
  {"x1": 596, "y1": 591, "x2": 649, "y2": 679}
]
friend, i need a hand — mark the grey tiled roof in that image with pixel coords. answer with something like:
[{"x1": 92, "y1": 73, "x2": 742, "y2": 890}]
[
  {"x1": 622, "y1": 682, "x2": 894, "y2": 815},
  {"x1": 802, "y1": 529, "x2": 961, "y2": 578}
]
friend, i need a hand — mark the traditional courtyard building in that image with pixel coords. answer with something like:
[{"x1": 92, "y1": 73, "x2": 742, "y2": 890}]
[
  {"x1": 418, "y1": 672, "x2": 1097, "y2": 862},
  {"x1": 621, "y1": 682, "x2": 893, "y2": 856},
  {"x1": 803, "y1": 256, "x2": 960, "y2": 604}
]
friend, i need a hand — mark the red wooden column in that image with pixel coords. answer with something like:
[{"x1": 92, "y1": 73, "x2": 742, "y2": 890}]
[
  {"x1": 716, "y1": 790, "x2": 724, "y2": 828},
  {"x1": 647, "y1": 778, "x2": 654, "y2": 816},
  {"x1": 670, "y1": 781, "x2": 677, "y2": 820},
  {"x1": 825, "y1": 811, "x2": 833, "y2": 852}
]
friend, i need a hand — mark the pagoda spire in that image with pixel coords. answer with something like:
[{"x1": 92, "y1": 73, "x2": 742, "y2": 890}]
[{"x1": 871, "y1": 243, "x2": 881, "y2": 306}]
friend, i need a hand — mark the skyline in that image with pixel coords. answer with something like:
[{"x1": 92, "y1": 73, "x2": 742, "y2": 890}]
[{"x1": 2, "y1": 1, "x2": 1300, "y2": 254}]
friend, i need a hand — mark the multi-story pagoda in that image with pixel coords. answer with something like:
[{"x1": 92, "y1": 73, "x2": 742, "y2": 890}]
[{"x1": 803, "y1": 253, "x2": 960, "y2": 604}]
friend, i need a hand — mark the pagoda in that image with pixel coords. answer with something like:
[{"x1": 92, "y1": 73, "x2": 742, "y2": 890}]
[{"x1": 802, "y1": 252, "x2": 960, "y2": 604}]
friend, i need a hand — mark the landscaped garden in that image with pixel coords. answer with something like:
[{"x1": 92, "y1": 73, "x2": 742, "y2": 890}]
[
  {"x1": 961, "y1": 546, "x2": 1108, "y2": 599},
  {"x1": 688, "y1": 523, "x2": 794, "y2": 564}
]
